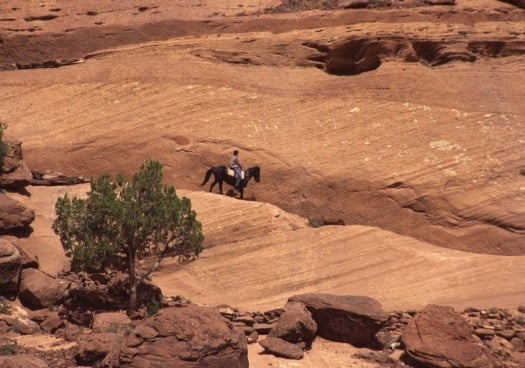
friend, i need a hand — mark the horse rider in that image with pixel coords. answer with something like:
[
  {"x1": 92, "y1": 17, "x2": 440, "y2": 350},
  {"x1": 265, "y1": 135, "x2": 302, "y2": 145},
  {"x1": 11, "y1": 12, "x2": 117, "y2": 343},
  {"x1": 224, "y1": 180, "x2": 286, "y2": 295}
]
[{"x1": 229, "y1": 150, "x2": 243, "y2": 190}]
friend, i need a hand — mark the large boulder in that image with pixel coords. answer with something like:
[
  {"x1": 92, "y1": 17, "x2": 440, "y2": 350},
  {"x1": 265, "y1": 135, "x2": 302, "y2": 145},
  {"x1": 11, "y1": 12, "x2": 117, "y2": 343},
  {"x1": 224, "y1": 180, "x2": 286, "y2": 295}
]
[
  {"x1": 0, "y1": 194, "x2": 34, "y2": 231},
  {"x1": 0, "y1": 238, "x2": 21, "y2": 292},
  {"x1": 0, "y1": 139, "x2": 33, "y2": 189},
  {"x1": 18, "y1": 268, "x2": 69, "y2": 309},
  {"x1": 269, "y1": 301, "x2": 317, "y2": 348},
  {"x1": 402, "y1": 304, "x2": 495, "y2": 368},
  {"x1": 92, "y1": 312, "x2": 133, "y2": 334},
  {"x1": 119, "y1": 305, "x2": 249, "y2": 368},
  {"x1": 76, "y1": 332, "x2": 122, "y2": 366},
  {"x1": 288, "y1": 293, "x2": 388, "y2": 347}
]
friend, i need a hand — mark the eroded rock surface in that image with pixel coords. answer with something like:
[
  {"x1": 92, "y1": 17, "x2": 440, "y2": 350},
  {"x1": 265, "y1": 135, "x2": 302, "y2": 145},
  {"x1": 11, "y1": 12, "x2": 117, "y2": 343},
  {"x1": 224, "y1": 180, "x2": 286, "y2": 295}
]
[
  {"x1": 119, "y1": 305, "x2": 249, "y2": 368},
  {"x1": 402, "y1": 304, "x2": 495, "y2": 368},
  {"x1": 0, "y1": 238, "x2": 21, "y2": 292},
  {"x1": 18, "y1": 268, "x2": 69, "y2": 309},
  {"x1": 0, "y1": 194, "x2": 35, "y2": 231}
]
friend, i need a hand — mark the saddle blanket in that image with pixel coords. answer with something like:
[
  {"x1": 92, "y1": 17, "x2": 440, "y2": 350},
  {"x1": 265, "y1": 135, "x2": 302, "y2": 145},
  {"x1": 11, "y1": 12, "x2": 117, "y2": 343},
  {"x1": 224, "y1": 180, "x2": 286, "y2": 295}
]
[{"x1": 227, "y1": 168, "x2": 245, "y2": 179}]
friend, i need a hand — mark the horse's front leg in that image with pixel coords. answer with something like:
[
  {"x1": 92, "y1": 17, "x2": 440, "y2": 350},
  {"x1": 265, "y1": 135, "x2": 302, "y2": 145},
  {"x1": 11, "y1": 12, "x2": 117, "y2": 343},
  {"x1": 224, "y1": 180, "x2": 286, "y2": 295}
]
[{"x1": 218, "y1": 181, "x2": 224, "y2": 194}]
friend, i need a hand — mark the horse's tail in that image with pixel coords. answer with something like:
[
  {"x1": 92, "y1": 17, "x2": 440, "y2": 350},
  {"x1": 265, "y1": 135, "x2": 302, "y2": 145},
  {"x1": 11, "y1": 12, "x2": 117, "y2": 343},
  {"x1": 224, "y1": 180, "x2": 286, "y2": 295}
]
[{"x1": 201, "y1": 167, "x2": 214, "y2": 186}]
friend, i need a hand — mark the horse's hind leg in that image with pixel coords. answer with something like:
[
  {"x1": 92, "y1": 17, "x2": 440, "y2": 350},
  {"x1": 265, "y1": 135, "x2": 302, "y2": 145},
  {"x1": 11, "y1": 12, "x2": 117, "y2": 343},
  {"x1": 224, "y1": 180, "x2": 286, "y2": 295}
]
[
  {"x1": 218, "y1": 181, "x2": 224, "y2": 194},
  {"x1": 209, "y1": 180, "x2": 217, "y2": 193}
]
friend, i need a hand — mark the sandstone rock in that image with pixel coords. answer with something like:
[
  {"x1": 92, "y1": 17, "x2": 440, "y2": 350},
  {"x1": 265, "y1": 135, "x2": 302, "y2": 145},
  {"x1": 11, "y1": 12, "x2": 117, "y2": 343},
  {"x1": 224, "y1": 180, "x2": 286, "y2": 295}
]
[
  {"x1": 496, "y1": 329, "x2": 515, "y2": 340},
  {"x1": 402, "y1": 304, "x2": 495, "y2": 368},
  {"x1": 233, "y1": 313, "x2": 255, "y2": 326},
  {"x1": 511, "y1": 337, "x2": 525, "y2": 352},
  {"x1": 0, "y1": 238, "x2": 21, "y2": 292},
  {"x1": 259, "y1": 336, "x2": 304, "y2": 359},
  {"x1": 247, "y1": 329, "x2": 259, "y2": 343},
  {"x1": 0, "y1": 139, "x2": 32, "y2": 189},
  {"x1": 254, "y1": 322, "x2": 275, "y2": 334},
  {"x1": 40, "y1": 314, "x2": 65, "y2": 334},
  {"x1": 18, "y1": 268, "x2": 69, "y2": 309},
  {"x1": 119, "y1": 305, "x2": 248, "y2": 368},
  {"x1": 338, "y1": 0, "x2": 369, "y2": 9},
  {"x1": 269, "y1": 301, "x2": 317, "y2": 347},
  {"x1": 288, "y1": 293, "x2": 388, "y2": 347},
  {"x1": 0, "y1": 194, "x2": 34, "y2": 231},
  {"x1": 76, "y1": 332, "x2": 121, "y2": 366},
  {"x1": 0, "y1": 354, "x2": 49, "y2": 368},
  {"x1": 475, "y1": 327, "x2": 496, "y2": 339},
  {"x1": 12, "y1": 316, "x2": 40, "y2": 334},
  {"x1": 424, "y1": 0, "x2": 456, "y2": 5},
  {"x1": 66, "y1": 309, "x2": 94, "y2": 327},
  {"x1": 0, "y1": 319, "x2": 10, "y2": 334},
  {"x1": 13, "y1": 241, "x2": 39, "y2": 269},
  {"x1": 498, "y1": 0, "x2": 525, "y2": 9},
  {"x1": 91, "y1": 311, "x2": 132, "y2": 334},
  {"x1": 27, "y1": 308, "x2": 57, "y2": 324},
  {"x1": 64, "y1": 323, "x2": 82, "y2": 341}
]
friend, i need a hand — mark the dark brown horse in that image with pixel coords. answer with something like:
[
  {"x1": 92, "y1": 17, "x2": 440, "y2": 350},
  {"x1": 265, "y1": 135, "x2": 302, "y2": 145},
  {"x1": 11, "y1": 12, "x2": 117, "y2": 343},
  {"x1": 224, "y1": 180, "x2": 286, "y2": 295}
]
[{"x1": 201, "y1": 166, "x2": 260, "y2": 199}]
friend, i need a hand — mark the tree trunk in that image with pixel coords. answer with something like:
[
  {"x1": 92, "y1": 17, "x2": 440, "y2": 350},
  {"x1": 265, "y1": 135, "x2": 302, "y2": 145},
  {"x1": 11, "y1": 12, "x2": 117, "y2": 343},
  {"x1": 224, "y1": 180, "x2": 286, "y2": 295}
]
[{"x1": 128, "y1": 247, "x2": 137, "y2": 309}]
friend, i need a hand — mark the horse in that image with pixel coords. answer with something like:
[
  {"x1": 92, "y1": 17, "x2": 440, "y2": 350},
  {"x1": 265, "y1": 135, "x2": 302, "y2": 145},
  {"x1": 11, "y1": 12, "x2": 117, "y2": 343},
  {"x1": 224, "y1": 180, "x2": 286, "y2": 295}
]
[{"x1": 201, "y1": 165, "x2": 260, "y2": 199}]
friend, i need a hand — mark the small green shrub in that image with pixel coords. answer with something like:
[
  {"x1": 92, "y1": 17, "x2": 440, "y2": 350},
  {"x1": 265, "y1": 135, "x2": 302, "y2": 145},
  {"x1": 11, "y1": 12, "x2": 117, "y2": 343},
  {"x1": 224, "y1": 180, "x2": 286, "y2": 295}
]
[
  {"x1": 106, "y1": 323, "x2": 119, "y2": 333},
  {"x1": 0, "y1": 297, "x2": 11, "y2": 315},
  {"x1": 123, "y1": 325, "x2": 133, "y2": 336},
  {"x1": 146, "y1": 300, "x2": 161, "y2": 316},
  {"x1": 308, "y1": 218, "x2": 323, "y2": 228},
  {"x1": 0, "y1": 341, "x2": 17, "y2": 355}
]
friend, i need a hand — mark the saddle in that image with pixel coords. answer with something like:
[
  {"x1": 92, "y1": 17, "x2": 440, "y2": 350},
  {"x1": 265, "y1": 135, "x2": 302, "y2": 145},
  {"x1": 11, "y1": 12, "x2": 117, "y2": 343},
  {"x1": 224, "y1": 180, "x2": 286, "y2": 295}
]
[{"x1": 227, "y1": 167, "x2": 245, "y2": 179}]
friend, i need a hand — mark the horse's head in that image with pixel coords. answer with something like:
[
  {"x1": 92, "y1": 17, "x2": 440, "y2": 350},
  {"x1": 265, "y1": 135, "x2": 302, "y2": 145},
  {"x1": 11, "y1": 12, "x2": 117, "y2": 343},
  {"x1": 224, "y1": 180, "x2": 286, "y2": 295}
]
[{"x1": 248, "y1": 166, "x2": 260, "y2": 183}]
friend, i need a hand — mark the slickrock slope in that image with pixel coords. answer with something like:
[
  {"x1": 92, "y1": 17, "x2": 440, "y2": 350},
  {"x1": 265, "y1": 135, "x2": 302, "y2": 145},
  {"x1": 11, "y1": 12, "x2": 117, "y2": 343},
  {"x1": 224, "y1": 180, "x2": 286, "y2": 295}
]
[
  {"x1": 159, "y1": 191, "x2": 525, "y2": 313},
  {"x1": 10, "y1": 185, "x2": 525, "y2": 314}
]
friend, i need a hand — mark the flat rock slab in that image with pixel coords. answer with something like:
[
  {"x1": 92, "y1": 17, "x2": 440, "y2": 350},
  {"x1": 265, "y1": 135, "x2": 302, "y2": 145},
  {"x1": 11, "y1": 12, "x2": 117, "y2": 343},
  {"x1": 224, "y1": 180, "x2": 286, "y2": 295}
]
[{"x1": 288, "y1": 293, "x2": 388, "y2": 347}]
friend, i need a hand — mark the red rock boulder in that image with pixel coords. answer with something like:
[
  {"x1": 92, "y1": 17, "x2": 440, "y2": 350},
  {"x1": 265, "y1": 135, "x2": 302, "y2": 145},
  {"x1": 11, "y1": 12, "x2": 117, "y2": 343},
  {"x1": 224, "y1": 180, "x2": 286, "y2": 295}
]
[
  {"x1": 0, "y1": 139, "x2": 33, "y2": 189},
  {"x1": 0, "y1": 238, "x2": 21, "y2": 292},
  {"x1": 0, "y1": 194, "x2": 34, "y2": 231},
  {"x1": 288, "y1": 293, "x2": 388, "y2": 347},
  {"x1": 119, "y1": 305, "x2": 249, "y2": 368},
  {"x1": 402, "y1": 304, "x2": 495, "y2": 368},
  {"x1": 268, "y1": 301, "x2": 317, "y2": 348},
  {"x1": 18, "y1": 268, "x2": 69, "y2": 309}
]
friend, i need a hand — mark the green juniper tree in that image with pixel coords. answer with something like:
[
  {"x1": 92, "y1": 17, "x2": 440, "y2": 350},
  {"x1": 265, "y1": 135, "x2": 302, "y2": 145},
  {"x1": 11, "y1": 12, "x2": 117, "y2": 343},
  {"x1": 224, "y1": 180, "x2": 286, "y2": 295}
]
[{"x1": 53, "y1": 160, "x2": 204, "y2": 309}]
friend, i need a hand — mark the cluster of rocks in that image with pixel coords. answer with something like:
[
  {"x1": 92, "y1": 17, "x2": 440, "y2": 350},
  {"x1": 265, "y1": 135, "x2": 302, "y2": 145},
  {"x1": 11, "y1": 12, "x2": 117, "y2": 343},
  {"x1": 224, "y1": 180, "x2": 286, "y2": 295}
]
[
  {"x1": 215, "y1": 297, "x2": 525, "y2": 368},
  {"x1": 1, "y1": 269, "x2": 525, "y2": 368},
  {"x1": 0, "y1": 137, "x2": 86, "y2": 300}
]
